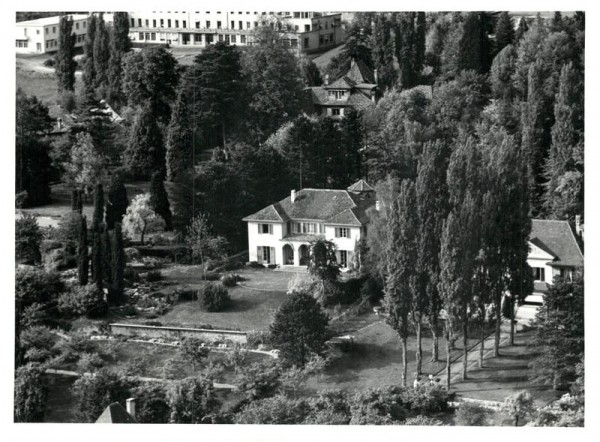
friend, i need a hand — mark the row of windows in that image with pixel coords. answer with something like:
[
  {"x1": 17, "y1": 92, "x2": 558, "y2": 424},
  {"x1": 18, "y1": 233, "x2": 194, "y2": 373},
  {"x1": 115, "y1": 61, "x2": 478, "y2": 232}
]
[
  {"x1": 46, "y1": 39, "x2": 58, "y2": 49},
  {"x1": 532, "y1": 267, "x2": 573, "y2": 282},
  {"x1": 16, "y1": 40, "x2": 28, "y2": 48},
  {"x1": 138, "y1": 32, "x2": 247, "y2": 45},
  {"x1": 259, "y1": 223, "x2": 351, "y2": 238}
]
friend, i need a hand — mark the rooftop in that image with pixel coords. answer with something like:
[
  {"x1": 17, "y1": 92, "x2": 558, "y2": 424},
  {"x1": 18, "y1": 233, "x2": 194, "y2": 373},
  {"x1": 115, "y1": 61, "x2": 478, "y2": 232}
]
[
  {"x1": 530, "y1": 219, "x2": 583, "y2": 268},
  {"x1": 16, "y1": 14, "x2": 89, "y2": 27},
  {"x1": 95, "y1": 402, "x2": 136, "y2": 424},
  {"x1": 243, "y1": 180, "x2": 376, "y2": 226}
]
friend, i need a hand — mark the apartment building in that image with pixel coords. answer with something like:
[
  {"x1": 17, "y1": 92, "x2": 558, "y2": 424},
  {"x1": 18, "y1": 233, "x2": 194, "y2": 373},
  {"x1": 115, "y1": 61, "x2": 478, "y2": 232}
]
[
  {"x1": 126, "y1": 11, "x2": 344, "y2": 54},
  {"x1": 16, "y1": 14, "x2": 91, "y2": 54}
]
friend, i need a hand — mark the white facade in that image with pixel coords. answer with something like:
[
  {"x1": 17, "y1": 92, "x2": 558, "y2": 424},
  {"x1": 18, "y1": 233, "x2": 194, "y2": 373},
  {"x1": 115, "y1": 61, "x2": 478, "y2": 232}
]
[
  {"x1": 247, "y1": 220, "x2": 362, "y2": 269},
  {"x1": 126, "y1": 11, "x2": 343, "y2": 54},
  {"x1": 16, "y1": 14, "x2": 113, "y2": 54}
]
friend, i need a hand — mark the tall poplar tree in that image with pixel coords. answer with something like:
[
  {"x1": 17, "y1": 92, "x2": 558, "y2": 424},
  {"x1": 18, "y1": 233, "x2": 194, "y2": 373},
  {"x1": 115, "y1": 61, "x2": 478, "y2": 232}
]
[
  {"x1": 166, "y1": 87, "x2": 194, "y2": 182},
  {"x1": 384, "y1": 180, "x2": 417, "y2": 387},
  {"x1": 56, "y1": 15, "x2": 77, "y2": 92},
  {"x1": 107, "y1": 12, "x2": 131, "y2": 108},
  {"x1": 494, "y1": 12, "x2": 514, "y2": 54},
  {"x1": 149, "y1": 171, "x2": 173, "y2": 231},
  {"x1": 93, "y1": 13, "x2": 110, "y2": 91},
  {"x1": 105, "y1": 173, "x2": 129, "y2": 230},
  {"x1": 457, "y1": 11, "x2": 492, "y2": 73},
  {"x1": 125, "y1": 102, "x2": 166, "y2": 179},
  {"x1": 110, "y1": 222, "x2": 125, "y2": 305},
  {"x1": 415, "y1": 140, "x2": 450, "y2": 363},
  {"x1": 82, "y1": 14, "x2": 97, "y2": 101},
  {"x1": 78, "y1": 215, "x2": 89, "y2": 286}
]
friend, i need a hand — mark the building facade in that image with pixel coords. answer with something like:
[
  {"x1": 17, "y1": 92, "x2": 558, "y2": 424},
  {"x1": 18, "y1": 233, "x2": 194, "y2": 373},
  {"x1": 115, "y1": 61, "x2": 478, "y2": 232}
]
[
  {"x1": 126, "y1": 11, "x2": 343, "y2": 54},
  {"x1": 243, "y1": 180, "x2": 376, "y2": 269},
  {"x1": 15, "y1": 14, "x2": 113, "y2": 54},
  {"x1": 526, "y1": 219, "x2": 584, "y2": 303}
]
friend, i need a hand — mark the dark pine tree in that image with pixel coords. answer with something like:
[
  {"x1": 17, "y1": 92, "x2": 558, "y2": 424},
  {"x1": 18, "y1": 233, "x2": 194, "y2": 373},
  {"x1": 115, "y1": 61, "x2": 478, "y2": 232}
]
[
  {"x1": 414, "y1": 12, "x2": 427, "y2": 76},
  {"x1": 125, "y1": 102, "x2": 165, "y2": 179},
  {"x1": 56, "y1": 15, "x2": 77, "y2": 92},
  {"x1": 92, "y1": 183, "x2": 104, "y2": 227},
  {"x1": 92, "y1": 223, "x2": 104, "y2": 291},
  {"x1": 105, "y1": 173, "x2": 129, "y2": 230},
  {"x1": 78, "y1": 215, "x2": 89, "y2": 286},
  {"x1": 82, "y1": 14, "x2": 97, "y2": 101},
  {"x1": 494, "y1": 12, "x2": 514, "y2": 54},
  {"x1": 394, "y1": 12, "x2": 417, "y2": 89},
  {"x1": 339, "y1": 108, "x2": 363, "y2": 186},
  {"x1": 301, "y1": 57, "x2": 323, "y2": 86},
  {"x1": 107, "y1": 12, "x2": 131, "y2": 108},
  {"x1": 102, "y1": 227, "x2": 112, "y2": 290},
  {"x1": 149, "y1": 171, "x2": 173, "y2": 231},
  {"x1": 515, "y1": 17, "x2": 529, "y2": 41},
  {"x1": 457, "y1": 12, "x2": 492, "y2": 73},
  {"x1": 110, "y1": 222, "x2": 126, "y2": 305}
]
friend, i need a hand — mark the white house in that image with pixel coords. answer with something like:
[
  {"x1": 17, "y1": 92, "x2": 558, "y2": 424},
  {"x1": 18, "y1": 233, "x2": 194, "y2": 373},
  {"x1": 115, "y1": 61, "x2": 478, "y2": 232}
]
[
  {"x1": 15, "y1": 13, "x2": 114, "y2": 54},
  {"x1": 526, "y1": 219, "x2": 584, "y2": 303},
  {"x1": 242, "y1": 180, "x2": 376, "y2": 269}
]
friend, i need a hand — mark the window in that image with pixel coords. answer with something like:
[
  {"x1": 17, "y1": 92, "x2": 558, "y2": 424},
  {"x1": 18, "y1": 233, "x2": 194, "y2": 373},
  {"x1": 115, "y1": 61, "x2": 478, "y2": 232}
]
[
  {"x1": 254, "y1": 22, "x2": 258, "y2": 28},
  {"x1": 219, "y1": 34, "x2": 224, "y2": 42},
  {"x1": 175, "y1": 20, "x2": 179, "y2": 28},
  {"x1": 332, "y1": 108, "x2": 341, "y2": 116},
  {"x1": 339, "y1": 250, "x2": 348, "y2": 268},
  {"x1": 183, "y1": 21, "x2": 187, "y2": 28},
  {"x1": 151, "y1": 32, "x2": 156, "y2": 40},
  {"x1": 138, "y1": 19, "x2": 142, "y2": 27},
  {"x1": 225, "y1": 34, "x2": 230, "y2": 44},
  {"x1": 75, "y1": 22, "x2": 79, "y2": 30},
  {"x1": 45, "y1": 27, "x2": 48, "y2": 34},
  {"x1": 195, "y1": 22, "x2": 200, "y2": 29},
  {"x1": 261, "y1": 246, "x2": 272, "y2": 264},
  {"x1": 335, "y1": 227, "x2": 349, "y2": 238},
  {"x1": 231, "y1": 20, "x2": 235, "y2": 29},
  {"x1": 206, "y1": 21, "x2": 211, "y2": 28},
  {"x1": 532, "y1": 267, "x2": 545, "y2": 282},
  {"x1": 145, "y1": 32, "x2": 151, "y2": 40},
  {"x1": 139, "y1": 32, "x2": 144, "y2": 40},
  {"x1": 239, "y1": 21, "x2": 243, "y2": 29},
  {"x1": 231, "y1": 34, "x2": 237, "y2": 43},
  {"x1": 153, "y1": 19, "x2": 156, "y2": 27},
  {"x1": 240, "y1": 35, "x2": 246, "y2": 44},
  {"x1": 145, "y1": 19, "x2": 149, "y2": 27},
  {"x1": 36, "y1": 42, "x2": 41, "y2": 51},
  {"x1": 319, "y1": 35, "x2": 324, "y2": 45},
  {"x1": 131, "y1": 18, "x2": 135, "y2": 27},
  {"x1": 167, "y1": 19, "x2": 171, "y2": 27},
  {"x1": 206, "y1": 34, "x2": 213, "y2": 44},
  {"x1": 294, "y1": 12, "x2": 300, "y2": 18},
  {"x1": 305, "y1": 24, "x2": 310, "y2": 31},
  {"x1": 160, "y1": 19, "x2": 164, "y2": 27},
  {"x1": 304, "y1": 37, "x2": 309, "y2": 48},
  {"x1": 83, "y1": 21, "x2": 86, "y2": 28},
  {"x1": 217, "y1": 21, "x2": 222, "y2": 29}
]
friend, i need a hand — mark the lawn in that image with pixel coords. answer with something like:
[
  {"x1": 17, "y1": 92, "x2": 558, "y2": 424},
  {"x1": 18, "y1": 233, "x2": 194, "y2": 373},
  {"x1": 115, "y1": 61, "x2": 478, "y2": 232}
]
[
  {"x1": 43, "y1": 374, "x2": 78, "y2": 423},
  {"x1": 127, "y1": 267, "x2": 295, "y2": 331}
]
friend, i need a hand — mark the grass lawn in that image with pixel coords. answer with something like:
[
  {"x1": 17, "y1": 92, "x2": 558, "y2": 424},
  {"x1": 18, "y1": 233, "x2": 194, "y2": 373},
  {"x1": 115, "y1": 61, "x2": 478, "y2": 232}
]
[
  {"x1": 128, "y1": 267, "x2": 295, "y2": 331},
  {"x1": 43, "y1": 374, "x2": 78, "y2": 423},
  {"x1": 311, "y1": 43, "x2": 346, "y2": 71}
]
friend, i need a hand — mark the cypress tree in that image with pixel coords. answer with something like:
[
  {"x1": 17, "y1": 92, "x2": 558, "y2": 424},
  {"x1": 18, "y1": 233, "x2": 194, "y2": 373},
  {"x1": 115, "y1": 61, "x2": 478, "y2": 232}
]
[
  {"x1": 149, "y1": 171, "x2": 173, "y2": 231},
  {"x1": 372, "y1": 14, "x2": 396, "y2": 90},
  {"x1": 414, "y1": 12, "x2": 427, "y2": 75},
  {"x1": 92, "y1": 183, "x2": 104, "y2": 227},
  {"x1": 166, "y1": 88, "x2": 194, "y2": 182},
  {"x1": 125, "y1": 102, "x2": 165, "y2": 179},
  {"x1": 102, "y1": 227, "x2": 112, "y2": 290},
  {"x1": 93, "y1": 13, "x2": 110, "y2": 91},
  {"x1": 92, "y1": 223, "x2": 104, "y2": 291},
  {"x1": 56, "y1": 15, "x2": 77, "y2": 92},
  {"x1": 515, "y1": 17, "x2": 529, "y2": 41},
  {"x1": 78, "y1": 215, "x2": 89, "y2": 286},
  {"x1": 111, "y1": 12, "x2": 131, "y2": 53},
  {"x1": 111, "y1": 222, "x2": 125, "y2": 305},
  {"x1": 82, "y1": 14, "x2": 97, "y2": 101},
  {"x1": 105, "y1": 173, "x2": 129, "y2": 230},
  {"x1": 71, "y1": 189, "x2": 79, "y2": 211},
  {"x1": 494, "y1": 12, "x2": 514, "y2": 53},
  {"x1": 107, "y1": 12, "x2": 131, "y2": 108},
  {"x1": 394, "y1": 12, "x2": 417, "y2": 89}
]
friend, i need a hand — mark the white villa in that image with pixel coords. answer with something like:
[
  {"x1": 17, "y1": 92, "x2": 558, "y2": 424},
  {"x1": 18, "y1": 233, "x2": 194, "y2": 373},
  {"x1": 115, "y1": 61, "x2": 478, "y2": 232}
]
[
  {"x1": 243, "y1": 180, "x2": 376, "y2": 269},
  {"x1": 526, "y1": 219, "x2": 584, "y2": 303}
]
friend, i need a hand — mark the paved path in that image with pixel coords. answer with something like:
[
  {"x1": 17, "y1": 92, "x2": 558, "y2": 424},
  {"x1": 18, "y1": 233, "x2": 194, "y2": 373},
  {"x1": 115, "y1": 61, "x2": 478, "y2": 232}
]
[{"x1": 45, "y1": 368, "x2": 238, "y2": 390}]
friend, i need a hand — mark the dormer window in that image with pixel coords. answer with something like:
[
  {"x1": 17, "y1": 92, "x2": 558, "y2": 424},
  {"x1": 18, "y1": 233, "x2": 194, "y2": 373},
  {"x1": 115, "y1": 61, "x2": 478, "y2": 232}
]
[{"x1": 328, "y1": 90, "x2": 346, "y2": 100}]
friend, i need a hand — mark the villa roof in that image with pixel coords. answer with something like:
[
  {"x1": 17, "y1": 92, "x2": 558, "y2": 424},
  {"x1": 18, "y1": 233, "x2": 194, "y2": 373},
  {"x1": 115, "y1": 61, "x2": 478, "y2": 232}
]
[
  {"x1": 529, "y1": 219, "x2": 583, "y2": 268},
  {"x1": 244, "y1": 180, "x2": 376, "y2": 226},
  {"x1": 325, "y1": 76, "x2": 356, "y2": 89},
  {"x1": 346, "y1": 59, "x2": 375, "y2": 84},
  {"x1": 95, "y1": 403, "x2": 136, "y2": 424},
  {"x1": 347, "y1": 179, "x2": 374, "y2": 192}
]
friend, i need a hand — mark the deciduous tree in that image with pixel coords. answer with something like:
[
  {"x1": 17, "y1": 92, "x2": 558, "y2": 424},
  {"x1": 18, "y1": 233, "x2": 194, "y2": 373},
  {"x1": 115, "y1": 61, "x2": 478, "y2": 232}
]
[
  {"x1": 185, "y1": 214, "x2": 228, "y2": 280},
  {"x1": 14, "y1": 364, "x2": 48, "y2": 422},
  {"x1": 122, "y1": 193, "x2": 166, "y2": 245}
]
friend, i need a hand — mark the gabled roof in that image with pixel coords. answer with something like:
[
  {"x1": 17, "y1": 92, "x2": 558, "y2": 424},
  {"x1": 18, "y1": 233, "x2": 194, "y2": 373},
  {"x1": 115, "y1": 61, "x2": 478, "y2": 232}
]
[
  {"x1": 346, "y1": 59, "x2": 375, "y2": 84},
  {"x1": 244, "y1": 180, "x2": 376, "y2": 227},
  {"x1": 95, "y1": 403, "x2": 136, "y2": 424},
  {"x1": 347, "y1": 179, "x2": 374, "y2": 192},
  {"x1": 325, "y1": 76, "x2": 356, "y2": 89},
  {"x1": 529, "y1": 220, "x2": 584, "y2": 268}
]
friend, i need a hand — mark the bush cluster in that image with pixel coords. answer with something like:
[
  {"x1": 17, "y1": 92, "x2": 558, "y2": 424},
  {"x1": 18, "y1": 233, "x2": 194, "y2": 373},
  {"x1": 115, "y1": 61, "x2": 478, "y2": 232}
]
[
  {"x1": 146, "y1": 270, "x2": 163, "y2": 282},
  {"x1": 246, "y1": 330, "x2": 272, "y2": 349},
  {"x1": 58, "y1": 285, "x2": 107, "y2": 318},
  {"x1": 221, "y1": 273, "x2": 241, "y2": 287},
  {"x1": 199, "y1": 283, "x2": 231, "y2": 312}
]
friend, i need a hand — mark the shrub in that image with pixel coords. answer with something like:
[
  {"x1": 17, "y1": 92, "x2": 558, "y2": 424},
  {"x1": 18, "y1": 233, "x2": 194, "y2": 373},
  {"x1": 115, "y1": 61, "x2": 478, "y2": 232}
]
[
  {"x1": 60, "y1": 91, "x2": 77, "y2": 113},
  {"x1": 175, "y1": 288, "x2": 197, "y2": 301},
  {"x1": 123, "y1": 267, "x2": 139, "y2": 282},
  {"x1": 16, "y1": 213, "x2": 43, "y2": 264},
  {"x1": 58, "y1": 285, "x2": 108, "y2": 318},
  {"x1": 455, "y1": 402, "x2": 492, "y2": 426},
  {"x1": 221, "y1": 273, "x2": 239, "y2": 287},
  {"x1": 76, "y1": 352, "x2": 104, "y2": 374},
  {"x1": 360, "y1": 276, "x2": 384, "y2": 303},
  {"x1": 287, "y1": 273, "x2": 317, "y2": 296},
  {"x1": 16, "y1": 267, "x2": 64, "y2": 307},
  {"x1": 404, "y1": 415, "x2": 446, "y2": 426},
  {"x1": 53, "y1": 332, "x2": 95, "y2": 363},
  {"x1": 146, "y1": 270, "x2": 163, "y2": 282},
  {"x1": 204, "y1": 271, "x2": 221, "y2": 281},
  {"x1": 43, "y1": 58, "x2": 56, "y2": 67},
  {"x1": 199, "y1": 283, "x2": 231, "y2": 312},
  {"x1": 401, "y1": 385, "x2": 450, "y2": 414},
  {"x1": 246, "y1": 330, "x2": 272, "y2": 349},
  {"x1": 247, "y1": 261, "x2": 265, "y2": 268}
]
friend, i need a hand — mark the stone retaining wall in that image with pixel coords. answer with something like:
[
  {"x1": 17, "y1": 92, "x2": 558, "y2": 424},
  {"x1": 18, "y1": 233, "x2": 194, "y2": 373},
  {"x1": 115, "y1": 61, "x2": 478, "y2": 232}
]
[{"x1": 109, "y1": 323, "x2": 247, "y2": 344}]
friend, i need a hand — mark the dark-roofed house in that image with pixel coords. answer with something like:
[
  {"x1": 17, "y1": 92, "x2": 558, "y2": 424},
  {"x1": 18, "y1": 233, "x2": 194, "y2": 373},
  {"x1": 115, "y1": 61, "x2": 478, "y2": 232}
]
[
  {"x1": 243, "y1": 180, "x2": 376, "y2": 269},
  {"x1": 95, "y1": 401, "x2": 137, "y2": 423},
  {"x1": 526, "y1": 219, "x2": 584, "y2": 303},
  {"x1": 304, "y1": 59, "x2": 378, "y2": 119}
]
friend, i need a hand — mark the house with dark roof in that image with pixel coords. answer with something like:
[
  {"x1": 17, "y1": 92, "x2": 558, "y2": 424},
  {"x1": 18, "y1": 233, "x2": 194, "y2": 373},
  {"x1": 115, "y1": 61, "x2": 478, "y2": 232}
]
[
  {"x1": 304, "y1": 59, "x2": 378, "y2": 119},
  {"x1": 95, "y1": 399, "x2": 137, "y2": 424},
  {"x1": 526, "y1": 219, "x2": 584, "y2": 303},
  {"x1": 243, "y1": 180, "x2": 376, "y2": 269}
]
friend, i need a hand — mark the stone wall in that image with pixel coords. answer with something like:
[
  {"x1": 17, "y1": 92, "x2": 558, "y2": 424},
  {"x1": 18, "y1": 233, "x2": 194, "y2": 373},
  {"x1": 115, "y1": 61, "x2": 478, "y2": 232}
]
[{"x1": 109, "y1": 323, "x2": 247, "y2": 344}]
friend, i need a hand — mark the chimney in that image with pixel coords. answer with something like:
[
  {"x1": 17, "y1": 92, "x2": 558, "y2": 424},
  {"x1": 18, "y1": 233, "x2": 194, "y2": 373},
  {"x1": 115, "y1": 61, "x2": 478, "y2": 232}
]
[
  {"x1": 373, "y1": 68, "x2": 378, "y2": 85},
  {"x1": 324, "y1": 74, "x2": 329, "y2": 86},
  {"x1": 57, "y1": 117, "x2": 62, "y2": 130},
  {"x1": 126, "y1": 398, "x2": 136, "y2": 420},
  {"x1": 575, "y1": 215, "x2": 583, "y2": 237},
  {"x1": 291, "y1": 190, "x2": 296, "y2": 203},
  {"x1": 351, "y1": 57, "x2": 356, "y2": 69},
  {"x1": 375, "y1": 200, "x2": 380, "y2": 211}
]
